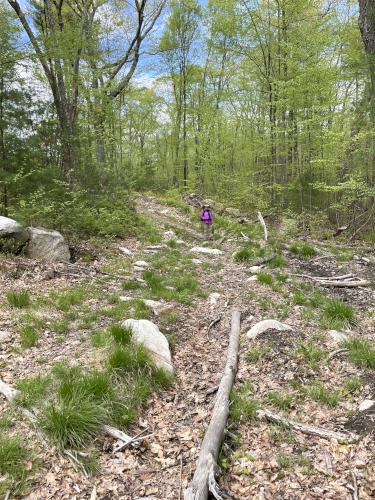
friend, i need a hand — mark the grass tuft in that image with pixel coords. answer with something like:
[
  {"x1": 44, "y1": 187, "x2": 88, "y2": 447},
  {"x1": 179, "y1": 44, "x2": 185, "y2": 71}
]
[
  {"x1": 256, "y1": 272, "x2": 273, "y2": 285},
  {"x1": 19, "y1": 325, "x2": 39, "y2": 348},
  {"x1": 321, "y1": 298, "x2": 356, "y2": 329},
  {"x1": 343, "y1": 337, "x2": 375, "y2": 369},
  {"x1": 0, "y1": 435, "x2": 36, "y2": 496},
  {"x1": 109, "y1": 324, "x2": 133, "y2": 346},
  {"x1": 7, "y1": 290, "x2": 30, "y2": 308},
  {"x1": 267, "y1": 390, "x2": 293, "y2": 411},
  {"x1": 230, "y1": 383, "x2": 258, "y2": 421},
  {"x1": 246, "y1": 345, "x2": 270, "y2": 363},
  {"x1": 16, "y1": 374, "x2": 51, "y2": 408},
  {"x1": 307, "y1": 381, "x2": 340, "y2": 406}
]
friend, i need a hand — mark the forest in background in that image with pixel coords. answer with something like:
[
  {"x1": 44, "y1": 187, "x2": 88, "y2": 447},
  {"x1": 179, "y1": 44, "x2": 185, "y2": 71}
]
[{"x1": 1, "y1": 0, "x2": 374, "y2": 239}]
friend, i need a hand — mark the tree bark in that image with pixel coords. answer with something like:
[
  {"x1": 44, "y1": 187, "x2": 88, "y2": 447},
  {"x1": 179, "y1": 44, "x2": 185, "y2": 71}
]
[{"x1": 184, "y1": 310, "x2": 241, "y2": 500}]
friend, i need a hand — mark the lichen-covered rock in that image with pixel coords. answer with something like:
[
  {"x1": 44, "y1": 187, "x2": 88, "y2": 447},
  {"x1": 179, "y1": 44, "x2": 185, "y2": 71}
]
[
  {"x1": 190, "y1": 246, "x2": 223, "y2": 256},
  {"x1": 122, "y1": 319, "x2": 173, "y2": 374},
  {"x1": 0, "y1": 216, "x2": 29, "y2": 254},
  {"x1": 26, "y1": 227, "x2": 70, "y2": 262}
]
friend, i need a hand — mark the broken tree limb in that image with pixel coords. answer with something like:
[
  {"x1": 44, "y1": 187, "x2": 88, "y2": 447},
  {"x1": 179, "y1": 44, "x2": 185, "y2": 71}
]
[
  {"x1": 318, "y1": 280, "x2": 370, "y2": 288},
  {"x1": 257, "y1": 211, "x2": 268, "y2": 242},
  {"x1": 184, "y1": 310, "x2": 241, "y2": 500},
  {"x1": 328, "y1": 348, "x2": 349, "y2": 360},
  {"x1": 257, "y1": 410, "x2": 359, "y2": 443},
  {"x1": 207, "y1": 316, "x2": 221, "y2": 337}
]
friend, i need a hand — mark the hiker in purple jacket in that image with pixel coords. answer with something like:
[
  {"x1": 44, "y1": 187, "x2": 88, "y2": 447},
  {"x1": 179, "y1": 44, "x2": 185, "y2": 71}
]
[{"x1": 200, "y1": 205, "x2": 213, "y2": 240}]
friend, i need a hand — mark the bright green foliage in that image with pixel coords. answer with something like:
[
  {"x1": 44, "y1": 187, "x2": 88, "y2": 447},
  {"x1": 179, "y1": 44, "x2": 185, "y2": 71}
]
[
  {"x1": 51, "y1": 287, "x2": 86, "y2": 312},
  {"x1": 307, "y1": 381, "x2": 340, "y2": 407},
  {"x1": 343, "y1": 338, "x2": 375, "y2": 369},
  {"x1": 233, "y1": 247, "x2": 253, "y2": 262},
  {"x1": 122, "y1": 280, "x2": 142, "y2": 291},
  {"x1": 256, "y1": 273, "x2": 273, "y2": 285},
  {"x1": 289, "y1": 243, "x2": 317, "y2": 259},
  {"x1": 246, "y1": 345, "x2": 271, "y2": 363},
  {"x1": 109, "y1": 324, "x2": 133, "y2": 346},
  {"x1": 0, "y1": 435, "x2": 36, "y2": 496},
  {"x1": 267, "y1": 391, "x2": 293, "y2": 411},
  {"x1": 295, "y1": 341, "x2": 326, "y2": 368},
  {"x1": 321, "y1": 298, "x2": 357, "y2": 329},
  {"x1": 230, "y1": 383, "x2": 258, "y2": 421},
  {"x1": 19, "y1": 325, "x2": 39, "y2": 348},
  {"x1": 344, "y1": 375, "x2": 362, "y2": 394},
  {"x1": 16, "y1": 375, "x2": 51, "y2": 408},
  {"x1": 7, "y1": 290, "x2": 30, "y2": 308}
]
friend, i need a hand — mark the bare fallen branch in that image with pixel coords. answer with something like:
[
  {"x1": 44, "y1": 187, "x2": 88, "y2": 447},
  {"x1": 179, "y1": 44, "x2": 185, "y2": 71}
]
[
  {"x1": 207, "y1": 316, "x2": 221, "y2": 336},
  {"x1": 328, "y1": 348, "x2": 349, "y2": 360},
  {"x1": 319, "y1": 280, "x2": 370, "y2": 288},
  {"x1": 113, "y1": 430, "x2": 154, "y2": 453},
  {"x1": 184, "y1": 311, "x2": 241, "y2": 500},
  {"x1": 257, "y1": 410, "x2": 359, "y2": 443},
  {"x1": 257, "y1": 211, "x2": 268, "y2": 242}
]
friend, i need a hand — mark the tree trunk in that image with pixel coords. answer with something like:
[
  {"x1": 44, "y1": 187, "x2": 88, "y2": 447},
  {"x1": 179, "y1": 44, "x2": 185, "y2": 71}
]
[{"x1": 358, "y1": 0, "x2": 375, "y2": 118}]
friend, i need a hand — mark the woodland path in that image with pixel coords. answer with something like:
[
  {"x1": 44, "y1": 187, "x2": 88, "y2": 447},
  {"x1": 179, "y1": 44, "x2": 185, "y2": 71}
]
[{"x1": 0, "y1": 195, "x2": 374, "y2": 499}]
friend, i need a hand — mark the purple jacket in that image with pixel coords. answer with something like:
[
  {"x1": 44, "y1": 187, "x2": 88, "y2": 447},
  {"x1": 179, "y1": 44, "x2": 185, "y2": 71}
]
[{"x1": 200, "y1": 209, "x2": 213, "y2": 225}]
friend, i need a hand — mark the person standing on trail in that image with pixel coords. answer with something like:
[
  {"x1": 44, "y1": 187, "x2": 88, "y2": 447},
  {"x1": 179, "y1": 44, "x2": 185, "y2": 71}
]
[{"x1": 200, "y1": 204, "x2": 213, "y2": 240}]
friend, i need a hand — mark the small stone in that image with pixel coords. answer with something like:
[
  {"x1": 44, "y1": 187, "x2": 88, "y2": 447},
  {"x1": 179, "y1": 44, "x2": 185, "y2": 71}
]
[
  {"x1": 119, "y1": 246, "x2": 133, "y2": 256},
  {"x1": 209, "y1": 292, "x2": 221, "y2": 306},
  {"x1": 190, "y1": 246, "x2": 223, "y2": 256},
  {"x1": 358, "y1": 400, "x2": 375, "y2": 412},
  {"x1": 249, "y1": 266, "x2": 263, "y2": 274},
  {"x1": 247, "y1": 319, "x2": 292, "y2": 340},
  {"x1": 247, "y1": 276, "x2": 258, "y2": 282},
  {"x1": 0, "y1": 331, "x2": 12, "y2": 342},
  {"x1": 119, "y1": 296, "x2": 132, "y2": 302},
  {"x1": 176, "y1": 240, "x2": 185, "y2": 245},
  {"x1": 163, "y1": 230, "x2": 177, "y2": 241},
  {"x1": 134, "y1": 260, "x2": 149, "y2": 268},
  {"x1": 328, "y1": 330, "x2": 348, "y2": 343},
  {"x1": 192, "y1": 259, "x2": 202, "y2": 265}
]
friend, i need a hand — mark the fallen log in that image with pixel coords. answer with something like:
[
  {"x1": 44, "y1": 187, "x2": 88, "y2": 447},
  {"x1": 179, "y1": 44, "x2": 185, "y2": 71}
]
[
  {"x1": 184, "y1": 310, "x2": 241, "y2": 500},
  {"x1": 319, "y1": 280, "x2": 370, "y2": 288},
  {"x1": 257, "y1": 409, "x2": 359, "y2": 443}
]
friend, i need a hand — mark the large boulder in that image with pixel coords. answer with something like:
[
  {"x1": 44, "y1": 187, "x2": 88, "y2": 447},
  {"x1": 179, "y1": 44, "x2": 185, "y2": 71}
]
[
  {"x1": 26, "y1": 227, "x2": 70, "y2": 262},
  {"x1": 0, "y1": 216, "x2": 29, "y2": 254},
  {"x1": 122, "y1": 319, "x2": 173, "y2": 374}
]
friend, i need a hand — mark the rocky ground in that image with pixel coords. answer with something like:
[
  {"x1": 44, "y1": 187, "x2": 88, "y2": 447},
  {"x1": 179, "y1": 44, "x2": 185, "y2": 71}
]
[{"x1": 0, "y1": 194, "x2": 374, "y2": 499}]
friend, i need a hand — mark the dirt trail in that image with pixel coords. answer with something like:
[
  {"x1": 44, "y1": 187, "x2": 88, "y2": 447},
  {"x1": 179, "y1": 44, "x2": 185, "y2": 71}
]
[{"x1": 0, "y1": 195, "x2": 374, "y2": 499}]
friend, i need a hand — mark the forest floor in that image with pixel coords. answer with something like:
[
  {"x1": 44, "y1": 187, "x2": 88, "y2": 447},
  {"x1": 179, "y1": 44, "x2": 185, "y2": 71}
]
[{"x1": 0, "y1": 194, "x2": 374, "y2": 499}]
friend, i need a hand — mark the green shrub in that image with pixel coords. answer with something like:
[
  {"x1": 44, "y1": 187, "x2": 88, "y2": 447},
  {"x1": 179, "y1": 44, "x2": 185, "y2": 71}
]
[
  {"x1": 7, "y1": 290, "x2": 30, "y2": 308},
  {"x1": 289, "y1": 243, "x2": 317, "y2": 259},
  {"x1": 343, "y1": 337, "x2": 375, "y2": 369},
  {"x1": 268, "y1": 255, "x2": 287, "y2": 268}
]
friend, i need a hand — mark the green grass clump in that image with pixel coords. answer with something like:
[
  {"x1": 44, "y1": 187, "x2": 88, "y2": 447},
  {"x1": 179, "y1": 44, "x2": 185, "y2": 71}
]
[
  {"x1": 321, "y1": 298, "x2": 357, "y2": 329},
  {"x1": 233, "y1": 247, "x2": 253, "y2": 262},
  {"x1": 270, "y1": 423, "x2": 295, "y2": 443},
  {"x1": 7, "y1": 290, "x2": 30, "y2": 308},
  {"x1": 277, "y1": 453, "x2": 294, "y2": 470},
  {"x1": 108, "y1": 344, "x2": 152, "y2": 373},
  {"x1": 292, "y1": 291, "x2": 308, "y2": 306},
  {"x1": 16, "y1": 374, "x2": 51, "y2": 408},
  {"x1": 256, "y1": 272, "x2": 273, "y2": 285},
  {"x1": 309, "y1": 289, "x2": 326, "y2": 308},
  {"x1": 230, "y1": 383, "x2": 258, "y2": 421},
  {"x1": 51, "y1": 287, "x2": 86, "y2": 312},
  {"x1": 267, "y1": 390, "x2": 293, "y2": 411},
  {"x1": 132, "y1": 299, "x2": 152, "y2": 319},
  {"x1": 122, "y1": 280, "x2": 142, "y2": 291},
  {"x1": 19, "y1": 325, "x2": 39, "y2": 348},
  {"x1": 344, "y1": 375, "x2": 362, "y2": 394},
  {"x1": 0, "y1": 435, "x2": 36, "y2": 496},
  {"x1": 307, "y1": 381, "x2": 340, "y2": 407},
  {"x1": 40, "y1": 394, "x2": 108, "y2": 449},
  {"x1": 90, "y1": 330, "x2": 107, "y2": 348},
  {"x1": 343, "y1": 337, "x2": 375, "y2": 369},
  {"x1": 295, "y1": 341, "x2": 326, "y2": 368},
  {"x1": 268, "y1": 255, "x2": 287, "y2": 268},
  {"x1": 289, "y1": 242, "x2": 317, "y2": 259},
  {"x1": 246, "y1": 345, "x2": 270, "y2": 363},
  {"x1": 51, "y1": 319, "x2": 69, "y2": 335},
  {"x1": 109, "y1": 324, "x2": 133, "y2": 346}
]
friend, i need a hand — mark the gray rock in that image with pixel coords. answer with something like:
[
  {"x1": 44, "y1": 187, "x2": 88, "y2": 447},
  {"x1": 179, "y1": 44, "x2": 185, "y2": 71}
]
[
  {"x1": 0, "y1": 330, "x2": 12, "y2": 342},
  {"x1": 190, "y1": 246, "x2": 223, "y2": 256},
  {"x1": 225, "y1": 207, "x2": 241, "y2": 217},
  {"x1": 328, "y1": 330, "x2": 348, "y2": 343},
  {"x1": 122, "y1": 319, "x2": 173, "y2": 374},
  {"x1": 163, "y1": 230, "x2": 177, "y2": 241},
  {"x1": 0, "y1": 216, "x2": 29, "y2": 254},
  {"x1": 119, "y1": 246, "x2": 133, "y2": 257},
  {"x1": 247, "y1": 319, "x2": 292, "y2": 340},
  {"x1": 359, "y1": 400, "x2": 375, "y2": 412},
  {"x1": 134, "y1": 260, "x2": 150, "y2": 268},
  {"x1": 26, "y1": 227, "x2": 70, "y2": 262}
]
